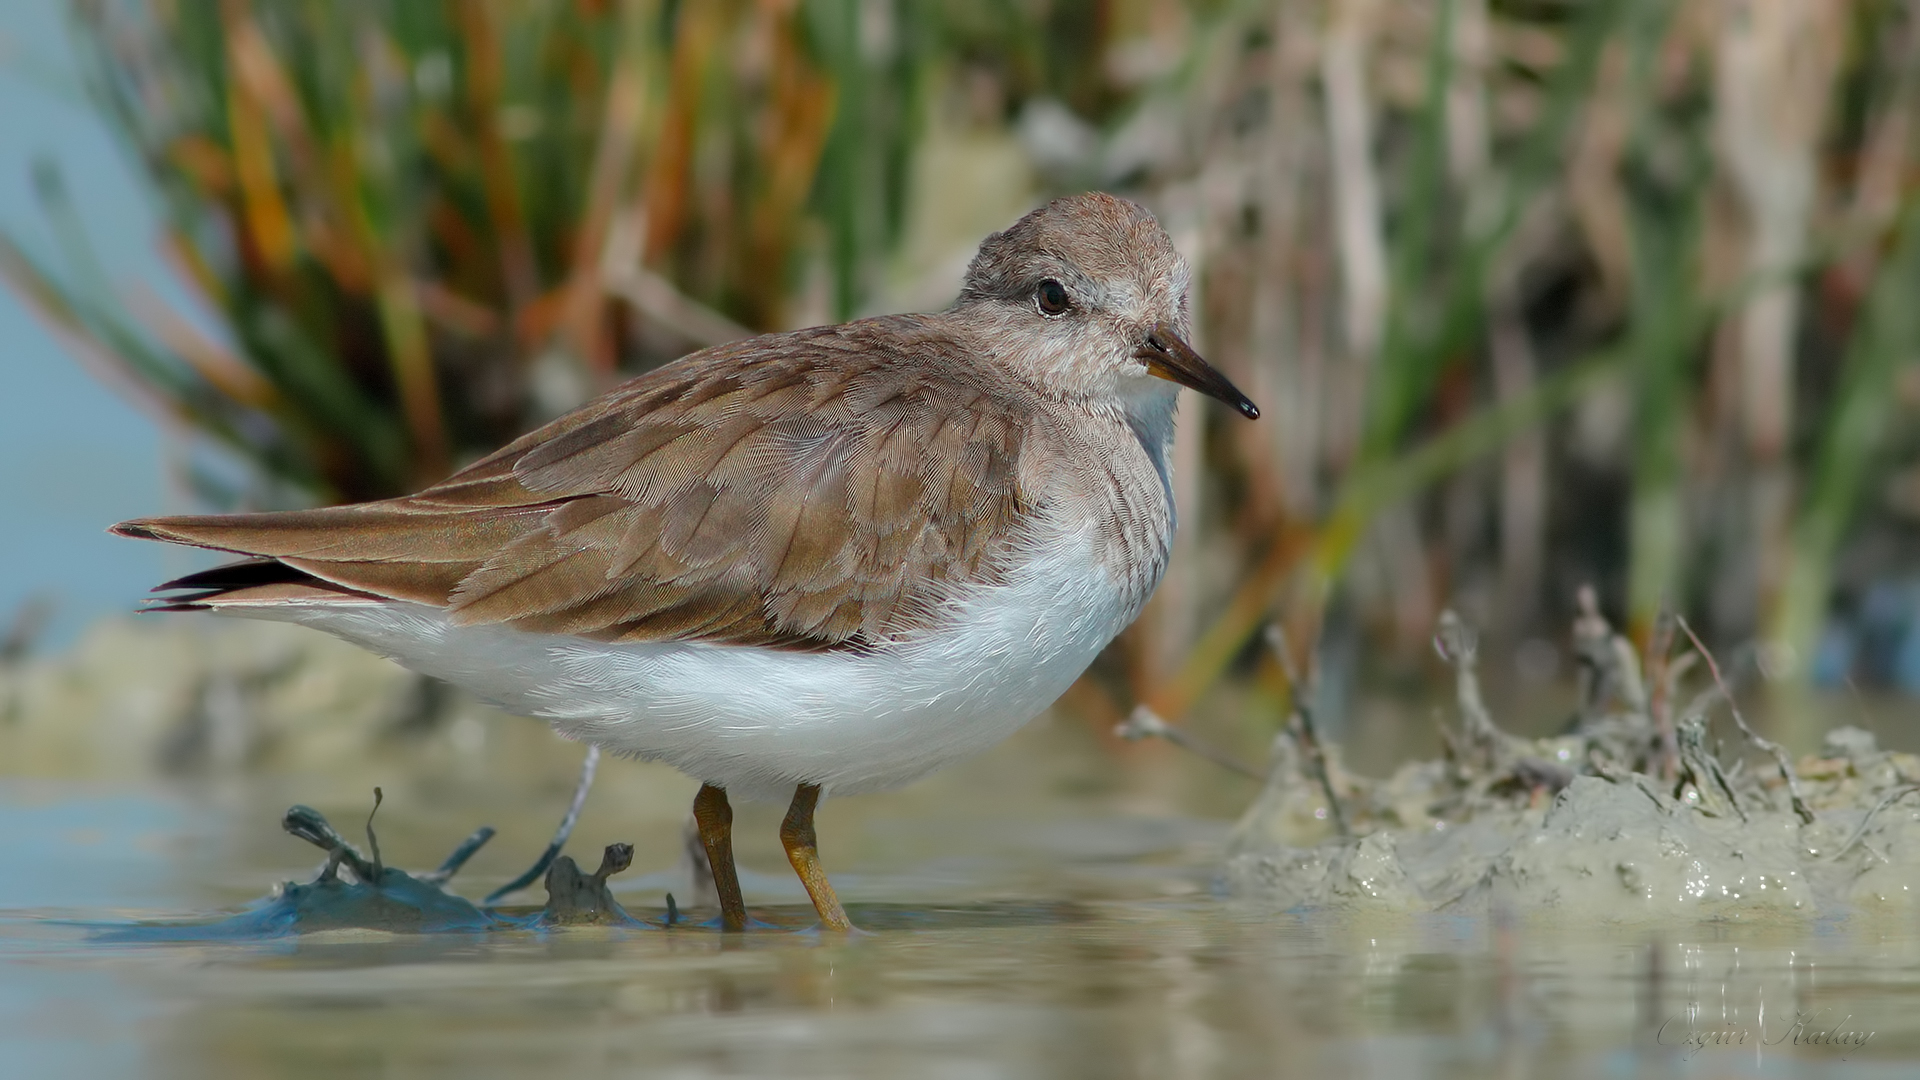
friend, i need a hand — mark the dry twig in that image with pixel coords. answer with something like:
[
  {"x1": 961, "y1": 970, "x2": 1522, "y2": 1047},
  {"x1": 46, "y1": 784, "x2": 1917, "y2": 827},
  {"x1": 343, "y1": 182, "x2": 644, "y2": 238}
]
[
  {"x1": 1829, "y1": 784, "x2": 1920, "y2": 862},
  {"x1": 1114, "y1": 706, "x2": 1264, "y2": 780},
  {"x1": 1643, "y1": 610, "x2": 1681, "y2": 781},
  {"x1": 1674, "y1": 616, "x2": 1815, "y2": 824},
  {"x1": 1434, "y1": 610, "x2": 1524, "y2": 760},
  {"x1": 1266, "y1": 624, "x2": 1349, "y2": 836},
  {"x1": 1590, "y1": 749, "x2": 1677, "y2": 813}
]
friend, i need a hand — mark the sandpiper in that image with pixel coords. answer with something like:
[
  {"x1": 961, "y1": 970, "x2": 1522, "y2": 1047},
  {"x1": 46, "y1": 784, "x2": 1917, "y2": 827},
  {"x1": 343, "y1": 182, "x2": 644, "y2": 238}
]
[{"x1": 112, "y1": 192, "x2": 1258, "y2": 931}]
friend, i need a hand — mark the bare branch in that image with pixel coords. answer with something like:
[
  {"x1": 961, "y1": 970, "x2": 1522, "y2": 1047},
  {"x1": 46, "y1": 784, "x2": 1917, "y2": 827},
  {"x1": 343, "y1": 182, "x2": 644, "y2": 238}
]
[
  {"x1": 1115, "y1": 705, "x2": 1264, "y2": 780},
  {"x1": 1674, "y1": 616, "x2": 1814, "y2": 824}
]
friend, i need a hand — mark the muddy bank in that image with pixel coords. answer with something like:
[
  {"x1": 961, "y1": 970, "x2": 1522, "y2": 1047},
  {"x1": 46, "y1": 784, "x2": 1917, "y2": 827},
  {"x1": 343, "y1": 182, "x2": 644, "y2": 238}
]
[
  {"x1": 1220, "y1": 604, "x2": 1920, "y2": 922},
  {"x1": 0, "y1": 617, "x2": 478, "y2": 776}
]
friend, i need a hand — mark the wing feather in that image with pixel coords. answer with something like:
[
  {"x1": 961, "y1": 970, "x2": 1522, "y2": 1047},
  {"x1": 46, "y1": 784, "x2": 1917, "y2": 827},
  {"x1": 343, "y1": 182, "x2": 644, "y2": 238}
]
[{"x1": 114, "y1": 316, "x2": 1033, "y2": 651}]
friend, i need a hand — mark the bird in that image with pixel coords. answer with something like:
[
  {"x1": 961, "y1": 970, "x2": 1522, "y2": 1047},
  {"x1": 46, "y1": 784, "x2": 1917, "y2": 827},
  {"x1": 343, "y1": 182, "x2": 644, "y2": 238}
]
[{"x1": 111, "y1": 192, "x2": 1259, "y2": 932}]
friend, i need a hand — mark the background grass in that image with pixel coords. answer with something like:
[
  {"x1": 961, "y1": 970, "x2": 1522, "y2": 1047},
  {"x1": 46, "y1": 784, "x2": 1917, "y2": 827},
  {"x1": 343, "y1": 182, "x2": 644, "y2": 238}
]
[{"x1": 8, "y1": 0, "x2": 1920, "y2": 732}]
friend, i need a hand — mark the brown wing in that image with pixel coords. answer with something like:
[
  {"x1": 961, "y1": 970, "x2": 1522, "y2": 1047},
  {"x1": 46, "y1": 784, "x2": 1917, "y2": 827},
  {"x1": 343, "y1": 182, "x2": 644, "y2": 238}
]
[{"x1": 114, "y1": 316, "x2": 1030, "y2": 651}]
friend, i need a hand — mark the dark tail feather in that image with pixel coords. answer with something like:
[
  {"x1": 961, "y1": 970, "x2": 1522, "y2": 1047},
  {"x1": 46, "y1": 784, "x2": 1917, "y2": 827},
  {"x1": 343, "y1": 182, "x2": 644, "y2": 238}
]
[
  {"x1": 155, "y1": 558, "x2": 311, "y2": 593},
  {"x1": 141, "y1": 558, "x2": 377, "y2": 611}
]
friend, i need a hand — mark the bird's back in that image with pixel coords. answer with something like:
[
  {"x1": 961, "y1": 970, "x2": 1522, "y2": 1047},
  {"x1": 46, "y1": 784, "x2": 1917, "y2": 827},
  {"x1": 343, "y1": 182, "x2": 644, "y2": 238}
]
[{"x1": 115, "y1": 314, "x2": 1048, "y2": 653}]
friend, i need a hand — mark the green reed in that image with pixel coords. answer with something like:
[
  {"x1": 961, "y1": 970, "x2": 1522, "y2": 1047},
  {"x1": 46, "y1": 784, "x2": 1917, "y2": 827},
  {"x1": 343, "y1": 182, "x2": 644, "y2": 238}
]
[{"x1": 9, "y1": 0, "x2": 1920, "y2": 711}]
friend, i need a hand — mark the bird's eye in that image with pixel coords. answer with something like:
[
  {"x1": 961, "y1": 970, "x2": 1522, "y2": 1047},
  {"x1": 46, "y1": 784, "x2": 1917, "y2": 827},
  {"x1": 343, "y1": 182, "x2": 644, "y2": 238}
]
[{"x1": 1034, "y1": 279, "x2": 1070, "y2": 316}]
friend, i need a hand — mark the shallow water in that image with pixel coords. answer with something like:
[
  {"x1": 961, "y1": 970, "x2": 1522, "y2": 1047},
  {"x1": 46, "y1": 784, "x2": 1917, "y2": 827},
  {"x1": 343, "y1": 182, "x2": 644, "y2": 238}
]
[{"x1": 4, "y1": 713, "x2": 1920, "y2": 1078}]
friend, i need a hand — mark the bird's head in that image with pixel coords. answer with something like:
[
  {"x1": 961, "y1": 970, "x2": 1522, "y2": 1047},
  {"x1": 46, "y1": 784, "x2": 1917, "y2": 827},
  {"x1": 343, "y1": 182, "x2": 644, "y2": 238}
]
[{"x1": 955, "y1": 193, "x2": 1258, "y2": 421}]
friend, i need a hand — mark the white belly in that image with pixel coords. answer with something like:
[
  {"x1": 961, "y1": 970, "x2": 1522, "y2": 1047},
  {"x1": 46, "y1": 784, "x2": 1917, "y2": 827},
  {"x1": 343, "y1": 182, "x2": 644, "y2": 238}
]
[{"x1": 229, "y1": 517, "x2": 1154, "y2": 801}]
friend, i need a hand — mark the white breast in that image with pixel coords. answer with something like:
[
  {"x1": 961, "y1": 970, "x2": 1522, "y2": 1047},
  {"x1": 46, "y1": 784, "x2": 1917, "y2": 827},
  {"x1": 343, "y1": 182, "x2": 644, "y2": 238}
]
[{"x1": 245, "y1": 502, "x2": 1163, "y2": 802}]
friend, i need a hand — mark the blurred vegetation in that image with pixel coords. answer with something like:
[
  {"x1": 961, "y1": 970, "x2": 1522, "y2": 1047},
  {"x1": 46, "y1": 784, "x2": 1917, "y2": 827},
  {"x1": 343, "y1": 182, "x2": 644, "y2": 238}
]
[
  {"x1": 3, "y1": 0, "x2": 926, "y2": 500},
  {"x1": 6, "y1": 0, "x2": 1920, "y2": 722}
]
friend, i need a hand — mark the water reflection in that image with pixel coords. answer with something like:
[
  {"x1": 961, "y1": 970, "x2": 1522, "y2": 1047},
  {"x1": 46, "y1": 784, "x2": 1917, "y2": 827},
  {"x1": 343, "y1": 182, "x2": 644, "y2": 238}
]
[
  {"x1": 4, "y1": 719, "x2": 1920, "y2": 1077},
  {"x1": 7, "y1": 909, "x2": 1907, "y2": 1079}
]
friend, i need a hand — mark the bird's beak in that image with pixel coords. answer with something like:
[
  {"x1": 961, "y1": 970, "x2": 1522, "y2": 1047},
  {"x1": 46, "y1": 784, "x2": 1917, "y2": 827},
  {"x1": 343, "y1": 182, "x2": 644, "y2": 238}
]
[{"x1": 1138, "y1": 323, "x2": 1259, "y2": 419}]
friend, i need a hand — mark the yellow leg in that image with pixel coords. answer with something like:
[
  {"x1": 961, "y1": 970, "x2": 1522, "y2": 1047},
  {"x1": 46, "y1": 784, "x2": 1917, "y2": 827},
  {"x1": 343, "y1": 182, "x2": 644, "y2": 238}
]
[
  {"x1": 780, "y1": 783, "x2": 852, "y2": 931},
  {"x1": 691, "y1": 783, "x2": 747, "y2": 931}
]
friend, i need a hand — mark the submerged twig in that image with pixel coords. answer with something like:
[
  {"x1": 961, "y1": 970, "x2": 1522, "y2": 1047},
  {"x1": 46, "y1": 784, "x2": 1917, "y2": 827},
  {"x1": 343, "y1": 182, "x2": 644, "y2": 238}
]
[
  {"x1": 485, "y1": 744, "x2": 602, "y2": 905},
  {"x1": 364, "y1": 787, "x2": 385, "y2": 878},
  {"x1": 421, "y1": 826, "x2": 496, "y2": 884},
  {"x1": 1674, "y1": 617, "x2": 1815, "y2": 824},
  {"x1": 283, "y1": 802, "x2": 380, "y2": 882},
  {"x1": 1266, "y1": 624, "x2": 1349, "y2": 837},
  {"x1": 1115, "y1": 705, "x2": 1263, "y2": 779},
  {"x1": 541, "y1": 842, "x2": 637, "y2": 925},
  {"x1": 288, "y1": 789, "x2": 495, "y2": 887}
]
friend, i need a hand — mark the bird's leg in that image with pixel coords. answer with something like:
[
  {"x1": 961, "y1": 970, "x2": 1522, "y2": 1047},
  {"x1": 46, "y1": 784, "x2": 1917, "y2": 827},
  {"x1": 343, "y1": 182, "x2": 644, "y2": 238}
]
[
  {"x1": 780, "y1": 783, "x2": 852, "y2": 931},
  {"x1": 691, "y1": 783, "x2": 747, "y2": 931}
]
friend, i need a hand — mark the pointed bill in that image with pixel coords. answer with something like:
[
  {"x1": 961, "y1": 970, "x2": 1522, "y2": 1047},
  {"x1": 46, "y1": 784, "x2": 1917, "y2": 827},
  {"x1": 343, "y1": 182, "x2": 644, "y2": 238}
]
[{"x1": 1139, "y1": 323, "x2": 1259, "y2": 419}]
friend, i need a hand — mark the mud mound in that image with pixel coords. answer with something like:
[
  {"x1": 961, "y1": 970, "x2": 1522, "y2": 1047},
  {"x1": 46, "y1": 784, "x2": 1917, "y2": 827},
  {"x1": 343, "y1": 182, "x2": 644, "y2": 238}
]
[{"x1": 1218, "y1": 604, "x2": 1920, "y2": 922}]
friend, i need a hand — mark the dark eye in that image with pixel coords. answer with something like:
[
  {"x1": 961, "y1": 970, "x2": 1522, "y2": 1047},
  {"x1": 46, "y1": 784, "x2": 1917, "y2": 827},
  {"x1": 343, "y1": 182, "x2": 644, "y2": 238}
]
[{"x1": 1034, "y1": 279, "x2": 1070, "y2": 316}]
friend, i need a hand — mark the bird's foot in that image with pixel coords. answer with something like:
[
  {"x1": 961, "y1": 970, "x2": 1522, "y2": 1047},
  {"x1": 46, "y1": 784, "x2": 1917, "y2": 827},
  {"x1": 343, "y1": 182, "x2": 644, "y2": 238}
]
[{"x1": 791, "y1": 920, "x2": 871, "y2": 940}]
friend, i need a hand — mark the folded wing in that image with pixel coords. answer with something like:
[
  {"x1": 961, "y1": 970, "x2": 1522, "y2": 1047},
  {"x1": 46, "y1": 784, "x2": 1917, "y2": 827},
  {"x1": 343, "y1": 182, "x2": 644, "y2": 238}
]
[{"x1": 114, "y1": 318, "x2": 1030, "y2": 652}]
